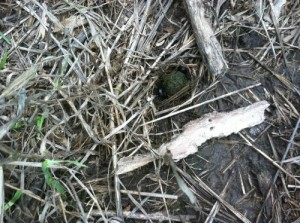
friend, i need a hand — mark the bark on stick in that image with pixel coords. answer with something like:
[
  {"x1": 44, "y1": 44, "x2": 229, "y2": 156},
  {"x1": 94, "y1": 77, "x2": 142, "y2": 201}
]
[
  {"x1": 184, "y1": 0, "x2": 228, "y2": 76},
  {"x1": 117, "y1": 101, "x2": 269, "y2": 175}
]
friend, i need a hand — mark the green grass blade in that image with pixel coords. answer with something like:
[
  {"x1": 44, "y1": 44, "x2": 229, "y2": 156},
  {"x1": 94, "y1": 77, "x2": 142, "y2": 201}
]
[
  {"x1": 54, "y1": 78, "x2": 61, "y2": 89},
  {"x1": 41, "y1": 159, "x2": 86, "y2": 199},
  {"x1": 0, "y1": 32, "x2": 11, "y2": 45},
  {"x1": 42, "y1": 161, "x2": 66, "y2": 199},
  {"x1": 36, "y1": 112, "x2": 46, "y2": 130},
  {"x1": 0, "y1": 52, "x2": 8, "y2": 70},
  {"x1": 4, "y1": 190, "x2": 23, "y2": 210},
  {"x1": 12, "y1": 122, "x2": 22, "y2": 129}
]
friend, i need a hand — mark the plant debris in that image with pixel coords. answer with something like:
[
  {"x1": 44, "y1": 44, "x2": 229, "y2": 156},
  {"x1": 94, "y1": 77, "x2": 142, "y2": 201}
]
[{"x1": 0, "y1": 0, "x2": 299, "y2": 222}]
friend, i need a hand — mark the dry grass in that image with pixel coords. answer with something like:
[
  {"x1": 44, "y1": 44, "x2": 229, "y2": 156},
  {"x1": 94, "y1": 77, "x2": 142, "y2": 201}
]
[{"x1": 0, "y1": 0, "x2": 299, "y2": 222}]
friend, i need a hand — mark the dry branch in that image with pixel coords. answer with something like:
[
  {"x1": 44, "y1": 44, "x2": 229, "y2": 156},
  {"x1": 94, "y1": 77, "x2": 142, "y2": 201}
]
[
  {"x1": 184, "y1": 0, "x2": 228, "y2": 76},
  {"x1": 117, "y1": 101, "x2": 270, "y2": 175},
  {"x1": 167, "y1": 101, "x2": 269, "y2": 161},
  {"x1": 94, "y1": 210, "x2": 196, "y2": 222}
]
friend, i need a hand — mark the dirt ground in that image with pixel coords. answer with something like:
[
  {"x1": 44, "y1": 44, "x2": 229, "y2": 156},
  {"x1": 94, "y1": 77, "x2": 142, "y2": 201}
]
[{"x1": 0, "y1": 0, "x2": 299, "y2": 222}]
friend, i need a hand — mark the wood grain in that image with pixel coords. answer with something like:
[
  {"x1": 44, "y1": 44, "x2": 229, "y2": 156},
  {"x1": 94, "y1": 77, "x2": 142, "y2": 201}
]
[{"x1": 184, "y1": 0, "x2": 228, "y2": 76}]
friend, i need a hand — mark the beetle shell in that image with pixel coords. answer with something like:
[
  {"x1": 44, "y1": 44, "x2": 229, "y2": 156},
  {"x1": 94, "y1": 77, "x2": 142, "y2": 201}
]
[{"x1": 162, "y1": 71, "x2": 188, "y2": 97}]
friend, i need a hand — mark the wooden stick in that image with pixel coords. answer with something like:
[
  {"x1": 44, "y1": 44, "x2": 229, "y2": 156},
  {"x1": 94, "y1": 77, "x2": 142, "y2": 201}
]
[
  {"x1": 117, "y1": 101, "x2": 269, "y2": 175},
  {"x1": 184, "y1": 0, "x2": 228, "y2": 76}
]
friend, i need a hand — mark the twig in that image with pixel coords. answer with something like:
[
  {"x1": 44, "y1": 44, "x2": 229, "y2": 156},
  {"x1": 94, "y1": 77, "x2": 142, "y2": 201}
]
[
  {"x1": 141, "y1": 82, "x2": 261, "y2": 126},
  {"x1": 184, "y1": 0, "x2": 228, "y2": 76},
  {"x1": 117, "y1": 101, "x2": 269, "y2": 174},
  {"x1": 178, "y1": 167, "x2": 252, "y2": 223},
  {"x1": 268, "y1": 0, "x2": 289, "y2": 71},
  {"x1": 255, "y1": 115, "x2": 300, "y2": 223},
  {"x1": 92, "y1": 210, "x2": 196, "y2": 222},
  {"x1": 247, "y1": 52, "x2": 300, "y2": 95},
  {"x1": 204, "y1": 179, "x2": 230, "y2": 223},
  {"x1": 239, "y1": 133, "x2": 300, "y2": 185}
]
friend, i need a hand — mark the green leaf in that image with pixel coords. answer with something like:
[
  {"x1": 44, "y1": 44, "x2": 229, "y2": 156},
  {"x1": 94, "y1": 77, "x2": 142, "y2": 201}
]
[
  {"x1": 52, "y1": 180, "x2": 66, "y2": 197},
  {"x1": 4, "y1": 190, "x2": 23, "y2": 210},
  {"x1": 36, "y1": 113, "x2": 46, "y2": 130},
  {"x1": 54, "y1": 78, "x2": 61, "y2": 89},
  {"x1": 0, "y1": 32, "x2": 11, "y2": 45},
  {"x1": 41, "y1": 159, "x2": 86, "y2": 199},
  {"x1": 42, "y1": 161, "x2": 66, "y2": 199},
  {"x1": 114, "y1": 86, "x2": 123, "y2": 93},
  {"x1": 0, "y1": 52, "x2": 8, "y2": 70},
  {"x1": 12, "y1": 122, "x2": 22, "y2": 129}
]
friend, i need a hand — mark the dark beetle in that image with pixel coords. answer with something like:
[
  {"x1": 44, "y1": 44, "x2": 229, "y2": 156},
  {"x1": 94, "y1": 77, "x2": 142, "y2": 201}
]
[{"x1": 157, "y1": 66, "x2": 190, "y2": 98}]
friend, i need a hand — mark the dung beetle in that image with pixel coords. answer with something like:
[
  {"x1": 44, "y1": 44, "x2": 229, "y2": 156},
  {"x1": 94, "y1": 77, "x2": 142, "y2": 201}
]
[{"x1": 157, "y1": 66, "x2": 190, "y2": 98}]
